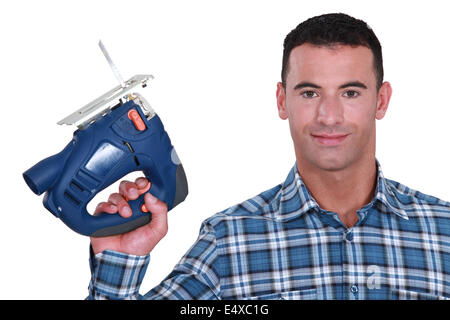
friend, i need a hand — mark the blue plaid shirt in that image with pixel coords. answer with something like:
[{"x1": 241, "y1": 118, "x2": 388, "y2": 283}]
[{"x1": 88, "y1": 160, "x2": 450, "y2": 300}]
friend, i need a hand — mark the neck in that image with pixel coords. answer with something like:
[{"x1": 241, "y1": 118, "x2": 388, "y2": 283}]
[{"x1": 296, "y1": 154, "x2": 377, "y2": 228}]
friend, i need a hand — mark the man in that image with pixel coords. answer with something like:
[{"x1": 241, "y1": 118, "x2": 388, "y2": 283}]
[{"x1": 88, "y1": 13, "x2": 450, "y2": 300}]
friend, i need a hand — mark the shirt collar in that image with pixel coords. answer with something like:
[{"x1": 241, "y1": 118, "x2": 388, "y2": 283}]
[{"x1": 276, "y1": 158, "x2": 409, "y2": 221}]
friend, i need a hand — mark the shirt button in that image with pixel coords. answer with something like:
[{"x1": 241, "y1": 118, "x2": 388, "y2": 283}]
[
  {"x1": 350, "y1": 285, "x2": 359, "y2": 293},
  {"x1": 344, "y1": 231, "x2": 353, "y2": 242}
]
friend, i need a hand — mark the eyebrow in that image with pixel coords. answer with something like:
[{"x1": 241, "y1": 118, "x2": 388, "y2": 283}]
[{"x1": 293, "y1": 81, "x2": 368, "y2": 90}]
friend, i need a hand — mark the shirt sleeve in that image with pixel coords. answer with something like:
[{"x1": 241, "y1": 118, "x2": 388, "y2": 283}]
[
  {"x1": 87, "y1": 245, "x2": 150, "y2": 300},
  {"x1": 87, "y1": 219, "x2": 221, "y2": 300}
]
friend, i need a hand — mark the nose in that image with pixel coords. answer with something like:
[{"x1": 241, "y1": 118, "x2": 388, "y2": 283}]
[{"x1": 316, "y1": 95, "x2": 344, "y2": 125}]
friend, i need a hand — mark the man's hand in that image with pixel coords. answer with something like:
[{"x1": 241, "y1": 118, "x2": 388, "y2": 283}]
[{"x1": 90, "y1": 177, "x2": 168, "y2": 256}]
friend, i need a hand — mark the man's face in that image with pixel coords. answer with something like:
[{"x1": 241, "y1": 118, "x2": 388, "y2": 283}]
[{"x1": 277, "y1": 43, "x2": 391, "y2": 172}]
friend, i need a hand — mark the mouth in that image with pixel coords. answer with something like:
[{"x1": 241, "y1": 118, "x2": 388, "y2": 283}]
[{"x1": 311, "y1": 133, "x2": 350, "y2": 146}]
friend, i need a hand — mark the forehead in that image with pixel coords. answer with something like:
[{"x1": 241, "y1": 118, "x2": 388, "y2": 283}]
[{"x1": 287, "y1": 43, "x2": 375, "y2": 86}]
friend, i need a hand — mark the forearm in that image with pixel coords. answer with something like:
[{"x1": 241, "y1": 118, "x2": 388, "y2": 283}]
[{"x1": 87, "y1": 221, "x2": 221, "y2": 300}]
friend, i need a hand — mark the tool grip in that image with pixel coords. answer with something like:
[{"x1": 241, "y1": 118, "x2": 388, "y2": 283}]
[
  {"x1": 86, "y1": 193, "x2": 151, "y2": 237},
  {"x1": 84, "y1": 162, "x2": 187, "y2": 237},
  {"x1": 89, "y1": 181, "x2": 153, "y2": 237},
  {"x1": 88, "y1": 191, "x2": 152, "y2": 237},
  {"x1": 80, "y1": 161, "x2": 187, "y2": 237},
  {"x1": 92, "y1": 182, "x2": 155, "y2": 237}
]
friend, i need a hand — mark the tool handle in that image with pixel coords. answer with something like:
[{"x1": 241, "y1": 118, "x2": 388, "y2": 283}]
[
  {"x1": 87, "y1": 191, "x2": 152, "y2": 237},
  {"x1": 91, "y1": 181, "x2": 153, "y2": 237},
  {"x1": 81, "y1": 161, "x2": 186, "y2": 237}
]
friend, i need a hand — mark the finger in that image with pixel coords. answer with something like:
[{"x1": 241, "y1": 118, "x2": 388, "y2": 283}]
[
  {"x1": 135, "y1": 178, "x2": 151, "y2": 198},
  {"x1": 93, "y1": 202, "x2": 118, "y2": 215},
  {"x1": 135, "y1": 177, "x2": 149, "y2": 189},
  {"x1": 137, "y1": 181, "x2": 151, "y2": 197},
  {"x1": 144, "y1": 193, "x2": 169, "y2": 238},
  {"x1": 119, "y1": 180, "x2": 139, "y2": 201},
  {"x1": 108, "y1": 193, "x2": 132, "y2": 218}
]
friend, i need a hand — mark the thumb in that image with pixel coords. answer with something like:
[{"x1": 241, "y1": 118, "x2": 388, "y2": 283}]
[{"x1": 144, "y1": 192, "x2": 168, "y2": 237}]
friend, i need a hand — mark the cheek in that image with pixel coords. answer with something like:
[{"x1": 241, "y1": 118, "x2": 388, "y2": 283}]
[
  {"x1": 348, "y1": 112, "x2": 377, "y2": 147},
  {"x1": 361, "y1": 118, "x2": 376, "y2": 138},
  {"x1": 287, "y1": 107, "x2": 314, "y2": 138}
]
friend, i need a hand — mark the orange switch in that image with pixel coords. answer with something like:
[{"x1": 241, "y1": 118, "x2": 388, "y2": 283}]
[
  {"x1": 128, "y1": 109, "x2": 146, "y2": 131},
  {"x1": 141, "y1": 204, "x2": 149, "y2": 213}
]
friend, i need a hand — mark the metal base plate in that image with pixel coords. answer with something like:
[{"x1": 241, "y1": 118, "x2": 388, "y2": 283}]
[{"x1": 57, "y1": 74, "x2": 153, "y2": 129}]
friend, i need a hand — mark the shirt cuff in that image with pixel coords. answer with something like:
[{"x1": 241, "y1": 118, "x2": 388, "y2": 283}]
[{"x1": 88, "y1": 245, "x2": 150, "y2": 300}]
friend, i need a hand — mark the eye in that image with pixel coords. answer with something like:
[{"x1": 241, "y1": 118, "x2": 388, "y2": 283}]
[
  {"x1": 343, "y1": 90, "x2": 359, "y2": 98},
  {"x1": 301, "y1": 91, "x2": 318, "y2": 98}
]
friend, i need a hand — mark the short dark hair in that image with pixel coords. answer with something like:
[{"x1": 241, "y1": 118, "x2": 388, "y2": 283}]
[{"x1": 281, "y1": 13, "x2": 383, "y2": 91}]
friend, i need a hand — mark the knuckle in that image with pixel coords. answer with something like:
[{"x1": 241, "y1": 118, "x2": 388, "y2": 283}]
[
  {"x1": 119, "y1": 181, "x2": 133, "y2": 193},
  {"x1": 94, "y1": 202, "x2": 105, "y2": 211},
  {"x1": 157, "y1": 202, "x2": 168, "y2": 213},
  {"x1": 119, "y1": 180, "x2": 130, "y2": 188},
  {"x1": 156, "y1": 224, "x2": 168, "y2": 238},
  {"x1": 94, "y1": 202, "x2": 109, "y2": 215},
  {"x1": 126, "y1": 184, "x2": 138, "y2": 194},
  {"x1": 108, "y1": 192, "x2": 124, "y2": 203},
  {"x1": 96, "y1": 201, "x2": 106, "y2": 208}
]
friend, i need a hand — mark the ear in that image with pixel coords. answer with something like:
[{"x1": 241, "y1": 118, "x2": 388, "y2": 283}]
[
  {"x1": 277, "y1": 82, "x2": 289, "y2": 120},
  {"x1": 375, "y1": 81, "x2": 392, "y2": 120}
]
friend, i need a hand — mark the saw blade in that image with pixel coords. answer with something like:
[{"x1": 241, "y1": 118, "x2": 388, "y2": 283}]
[
  {"x1": 98, "y1": 40, "x2": 125, "y2": 88},
  {"x1": 57, "y1": 40, "x2": 153, "y2": 129}
]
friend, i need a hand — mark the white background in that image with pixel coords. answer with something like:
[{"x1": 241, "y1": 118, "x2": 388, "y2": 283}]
[{"x1": 1, "y1": 0, "x2": 449, "y2": 299}]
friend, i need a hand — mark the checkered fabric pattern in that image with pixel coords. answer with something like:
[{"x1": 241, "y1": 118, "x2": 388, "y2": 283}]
[{"x1": 87, "y1": 159, "x2": 450, "y2": 300}]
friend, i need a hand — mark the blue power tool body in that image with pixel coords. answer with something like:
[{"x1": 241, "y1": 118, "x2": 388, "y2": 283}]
[
  {"x1": 23, "y1": 45, "x2": 188, "y2": 237},
  {"x1": 24, "y1": 98, "x2": 187, "y2": 236}
]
